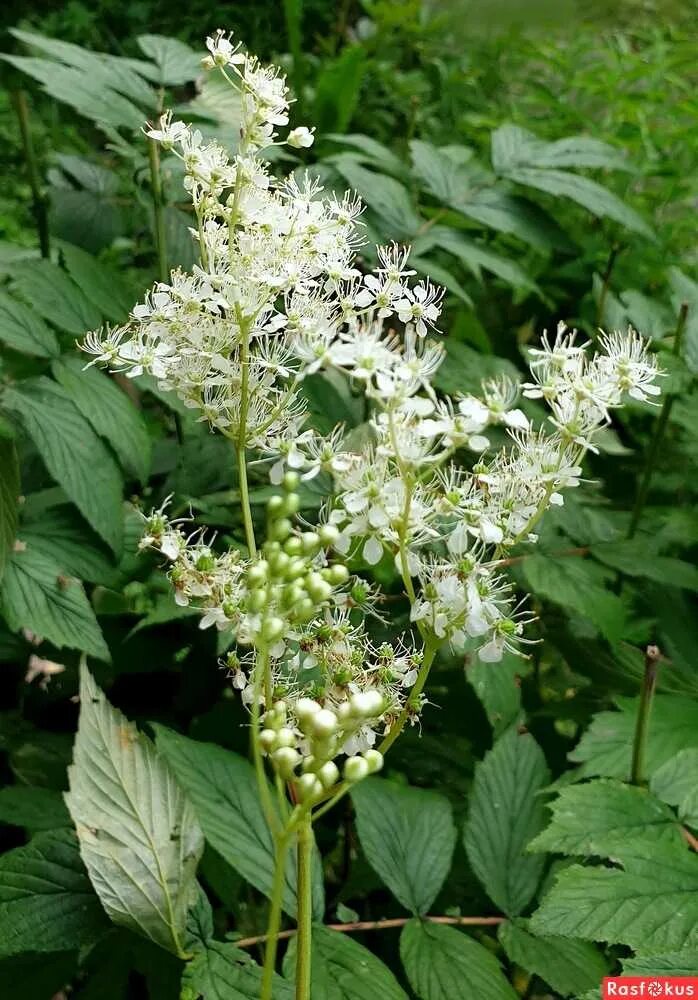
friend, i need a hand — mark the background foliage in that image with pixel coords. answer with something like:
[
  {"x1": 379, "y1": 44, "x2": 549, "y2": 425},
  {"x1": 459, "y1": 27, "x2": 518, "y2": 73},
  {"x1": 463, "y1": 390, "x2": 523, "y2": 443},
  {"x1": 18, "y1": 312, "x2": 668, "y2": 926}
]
[{"x1": 1, "y1": 1, "x2": 697, "y2": 997}]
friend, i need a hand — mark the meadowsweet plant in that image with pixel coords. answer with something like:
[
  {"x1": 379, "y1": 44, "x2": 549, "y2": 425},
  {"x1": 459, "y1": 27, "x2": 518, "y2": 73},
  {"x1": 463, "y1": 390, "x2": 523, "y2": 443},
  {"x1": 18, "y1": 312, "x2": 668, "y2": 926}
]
[{"x1": 81, "y1": 29, "x2": 662, "y2": 1000}]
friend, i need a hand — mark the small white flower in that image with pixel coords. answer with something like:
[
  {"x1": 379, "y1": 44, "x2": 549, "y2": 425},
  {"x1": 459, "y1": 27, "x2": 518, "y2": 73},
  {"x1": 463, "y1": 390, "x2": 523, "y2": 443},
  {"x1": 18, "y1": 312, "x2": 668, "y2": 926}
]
[{"x1": 288, "y1": 126, "x2": 315, "y2": 149}]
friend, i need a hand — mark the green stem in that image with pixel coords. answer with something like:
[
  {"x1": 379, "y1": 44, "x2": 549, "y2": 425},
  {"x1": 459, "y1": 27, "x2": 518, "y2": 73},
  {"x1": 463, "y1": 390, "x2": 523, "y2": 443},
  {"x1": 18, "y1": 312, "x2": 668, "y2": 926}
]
[
  {"x1": 147, "y1": 136, "x2": 168, "y2": 282},
  {"x1": 236, "y1": 320, "x2": 257, "y2": 558},
  {"x1": 251, "y1": 644, "x2": 279, "y2": 835},
  {"x1": 595, "y1": 244, "x2": 621, "y2": 329},
  {"x1": 11, "y1": 90, "x2": 50, "y2": 259},
  {"x1": 627, "y1": 303, "x2": 689, "y2": 539},
  {"x1": 379, "y1": 639, "x2": 439, "y2": 755},
  {"x1": 295, "y1": 816, "x2": 313, "y2": 1000},
  {"x1": 260, "y1": 831, "x2": 291, "y2": 1000},
  {"x1": 630, "y1": 644, "x2": 662, "y2": 786}
]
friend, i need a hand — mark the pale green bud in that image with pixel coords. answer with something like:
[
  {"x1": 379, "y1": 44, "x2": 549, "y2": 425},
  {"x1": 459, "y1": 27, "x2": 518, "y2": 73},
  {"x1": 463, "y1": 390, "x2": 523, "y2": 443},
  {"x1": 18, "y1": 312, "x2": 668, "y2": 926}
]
[
  {"x1": 300, "y1": 531, "x2": 320, "y2": 554},
  {"x1": 283, "y1": 471, "x2": 300, "y2": 492},
  {"x1": 318, "y1": 524, "x2": 339, "y2": 546},
  {"x1": 259, "y1": 729, "x2": 277, "y2": 752},
  {"x1": 344, "y1": 756, "x2": 370, "y2": 783},
  {"x1": 295, "y1": 698, "x2": 321, "y2": 725},
  {"x1": 271, "y1": 518, "x2": 293, "y2": 542},
  {"x1": 311, "y1": 708, "x2": 338, "y2": 738},
  {"x1": 296, "y1": 772, "x2": 323, "y2": 802},
  {"x1": 350, "y1": 691, "x2": 385, "y2": 718},
  {"x1": 262, "y1": 616, "x2": 284, "y2": 642},
  {"x1": 272, "y1": 746, "x2": 300, "y2": 778},
  {"x1": 363, "y1": 749, "x2": 384, "y2": 774},
  {"x1": 317, "y1": 760, "x2": 340, "y2": 789},
  {"x1": 275, "y1": 727, "x2": 296, "y2": 748}
]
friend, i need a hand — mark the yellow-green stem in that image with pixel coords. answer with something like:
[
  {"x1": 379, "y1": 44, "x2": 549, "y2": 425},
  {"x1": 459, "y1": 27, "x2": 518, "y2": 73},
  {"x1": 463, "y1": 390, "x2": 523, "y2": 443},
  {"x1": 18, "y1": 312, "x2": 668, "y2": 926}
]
[
  {"x1": 147, "y1": 136, "x2": 168, "y2": 282},
  {"x1": 295, "y1": 817, "x2": 313, "y2": 1000},
  {"x1": 260, "y1": 831, "x2": 291, "y2": 1000},
  {"x1": 251, "y1": 644, "x2": 279, "y2": 835},
  {"x1": 236, "y1": 319, "x2": 257, "y2": 557},
  {"x1": 630, "y1": 644, "x2": 662, "y2": 786},
  {"x1": 11, "y1": 91, "x2": 50, "y2": 259}
]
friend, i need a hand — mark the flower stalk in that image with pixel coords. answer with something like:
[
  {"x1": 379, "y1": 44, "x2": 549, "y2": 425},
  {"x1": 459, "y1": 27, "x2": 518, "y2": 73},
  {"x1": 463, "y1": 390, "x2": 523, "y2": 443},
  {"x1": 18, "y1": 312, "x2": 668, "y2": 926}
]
[
  {"x1": 11, "y1": 90, "x2": 50, "y2": 259},
  {"x1": 630, "y1": 644, "x2": 662, "y2": 786}
]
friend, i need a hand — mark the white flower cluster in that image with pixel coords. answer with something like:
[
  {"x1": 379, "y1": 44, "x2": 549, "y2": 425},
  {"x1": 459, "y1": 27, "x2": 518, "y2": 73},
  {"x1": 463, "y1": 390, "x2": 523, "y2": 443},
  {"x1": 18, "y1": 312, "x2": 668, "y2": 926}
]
[{"x1": 85, "y1": 31, "x2": 662, "y2": 802}]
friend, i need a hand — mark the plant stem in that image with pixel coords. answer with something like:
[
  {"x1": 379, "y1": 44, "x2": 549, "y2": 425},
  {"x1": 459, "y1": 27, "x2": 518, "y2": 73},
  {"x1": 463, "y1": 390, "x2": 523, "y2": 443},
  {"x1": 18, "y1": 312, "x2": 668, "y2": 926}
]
[
  {"x1": 630, "y1": 644, "x2": 662, "y2": 786},
  {"x1": 260, "y1": 831, "x2": 290, "y2": 1000},
  {"x1": 295, "y1": 816, "x2": 313, "y2": 1000},
  {"x1": 595, "y1": 244, "x2": 621, "y2": 329},
  {"x1": 627, "y1": 303, "x2": 689, "y2": 538},
  {"x1": 11, "y1": 90, "x2": 50, "y2": 258},
  {"x1": 236, "y1": 320, "x2": 257, "y2": 558},
  {"x1": 236, "y1": 913, "x2": 506, "y2": 949},
  {"x1": 147, "y1": 136, "x2": 168, "y2": 282}
]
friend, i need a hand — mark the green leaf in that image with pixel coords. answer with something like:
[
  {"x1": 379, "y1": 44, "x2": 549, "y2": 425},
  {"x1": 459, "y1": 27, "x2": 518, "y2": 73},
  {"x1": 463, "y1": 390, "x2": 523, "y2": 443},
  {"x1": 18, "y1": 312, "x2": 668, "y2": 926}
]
[
  {"x1": 0, "y1": 828, "x2": 109, "y2": 956},
  {"x1": 52, "y1": 357, "x2": 151, "y2": 484},
  {"x1": 414, "y1": 226, "x2": 538, "y2": 292},
  {"x1": 492, "y1": 125, "x2": 631, "y2": 173},
  {"x1": 0, "y1": 290, "x2": 59, "y2": 357},
  {"x1": 569, "y1": 695, "x2": 698, "y2": 781},
  {"x1": 466, "y1": 651, "x2": 529, "y2": 737},
  {"x1": 49, "y1": 156, "x2": 126, "y2": 254},
  {"x1": 651, "y1": 749, "x2": 698, "y2": 827},
  {"x1": 351, "y1": 778, "x2": 456, "y2": 914},
  {"x1": 432, "y1": 340, "x2": 519, "y2": 396},
  {"x1": 409, "y1": 256, "x2": 474, "y2": 306},
  {"x1": 530, "y1": 841, "x2": 698, "y2": 952},
  {"x1": 503, "y1": 167, "x2": 652, "y2": 238},
  {"x1": 58, "y1": 243, "x2": 133, "y2": 322},
  {"x1": 520, "y1": 554, "x2": 627, "y2": 642},
  {"x1": 1, "y1": 546, "x2": 110, "y2": 660},
  {"x1": 154, "y1": 725, "x2": 324, "y2": 920},
  {"x1": 3, "y1": 378, "x2": 124, "y2": 554},
  {"x1": 331, "y1": 160, "x2": 421, "y2": 239},
  {"x1": 325, "y1": 134, "x2": 407, "y2": 179},
  {"x1": 498, "y1": 920, "x2": 608, "y2": 996},
  {"x1": 453, "y1": 189, "x2": 573, "y2": 253},
  {"x1": 9, "y1": 259, "x2": 104, "y2": 335},
  {"x1": 182, "y1": 941, "x2": 292, "y2": 1000},
  {"x1": 464, "y1": 729, "x2": 550, "y2": 916},
  {"x1": 313, "y1": 47, "x2": 367, "y2": 134},
  {"x1": 591, "y1": 541, "x2": 698, "y2": 591},
  {"x1": 65, "y1": 664, "x2": 204, "y2": 956},
  {"x1": 0, "y1": 785, "x2": 70, "y2": 832},
  {"x1": 668, "y1": 267, "x2": 698, "y2": 373},
  {"x1": 0, "y1": 430, "x2": 19, "y2": 582},
  {"x1": 283, "y1": 925, "x2": 408, "y2": 1000},
  {"x1": 18, "y1": 506, "x2": 116, "y2": 586},
  {"x1": 528, "y1": 779, "x2": 681, "y2": 856},
  {"x1": 136, "y1": 34, "x2": 202, "y2": 85},
  {"x1": 624, "y1": 952, "x2": 698, "y2": 975},
  {"x1": 400, "y1": 919, "x2": 517, "y2": 1000}
]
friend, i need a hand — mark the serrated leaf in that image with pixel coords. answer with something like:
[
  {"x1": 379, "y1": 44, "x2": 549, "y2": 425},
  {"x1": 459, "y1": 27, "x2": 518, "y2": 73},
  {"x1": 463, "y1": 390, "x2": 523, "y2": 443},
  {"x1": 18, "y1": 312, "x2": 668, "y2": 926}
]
[
  {"x1": 136, "y1": 34, "x2": 201, "y2": 85},
  {"x1": 52, "y1": 357, "x2": 151, "y2": 484},
  {"x1": 0, "y1": 431, "x2": 19, "y2": 582},
  {"x1": 3, "y1": 378, "x2": 124, "y2": 554},
  {"x1": 466, "y1": 651, "x2": 529, "y2": 737},
  {"x1": 528, "y1": 779, "x2": 681, "y2": 856},
  {"x1": 453, "y1": 189, "x2": 573, "y2": 253},
  {"x1": 498, "y1": 920, "x2": 608, "y2": 996},
  {"x1": 0, "y1": 290, "x2": 59, "y2": 357},
  {"x1": 0, "y1": 828, "x2": 109, "y2": 956},
  {"x1": 650, "y1": 749, "x2": 698, "y2": 826},
  {"x1": 65, "y1": 665, "x2": 204, "y2": 956},
  {"x1": 18, "y1": 506, "x2": 116, "y2": 586},
  {"x1": 58, "y1": 243, "x2": 133, "y2": 322},
  {"x1": 332, "y1": 159, "x2": 421, "y2": 239},
  {"x1": 591, "y1": 541, "x2": 698, "y2": 591},
  {"x1": 569, "y1": 695, "x2": 698, "y2": 781},
  {"x1": 504, "y1": 167, "x2": 652, "y2": 238},
  {"x1": 520, "y1": 554, "x2": 627, "y2": 642},
  {"x1": 1, "y1": 546, "x2": 110, "y2": 660},
  {"x1": 283, "y1": 925, "x2": 408, "y2": 1000},
  {"x1": 492, "y1": 125, "x2": 631, "y2": 173},
  {"x1": 400, "y1": 919, "x2": 517, "y2": 1000},
  {"x1": 351, "y1": 778, "x2": 456, "y2": 914},
  {"x1": 154, "y1": 725, "x2": 324, "y2": 920},
  {"x1": 0, "y1": 785, "x2": 70, "y2": 832},
  {"x1": 182, "y1": 941, "x2": 292, "y2": 1000},
  {"x1": 414, "y1": 225, "x2": 538, "y2": 292},
  {"x1": 530, "y1": 842, "x2": 698, "y2": 952},
  {"x1": 325, "y1": 134, "x2": 407, "y2": 179},
  {"x1": 9, "y1": 259, "x2": 102, "y2": 335},
  {"x1": 464, "y1": 729, "x2": 550, "y2": 916},
  {"x1": 624, "y1": 952, "x2": 698, "y2": 975}
]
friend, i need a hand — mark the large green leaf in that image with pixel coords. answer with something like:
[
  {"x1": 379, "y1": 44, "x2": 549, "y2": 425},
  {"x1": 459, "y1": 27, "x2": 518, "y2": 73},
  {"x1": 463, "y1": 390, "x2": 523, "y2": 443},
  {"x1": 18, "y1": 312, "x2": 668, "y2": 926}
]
[
  {"x1": 466, "y1": 652, "x2": 529, "y2": 737},
  {"x1": 528, "y1": 779, "x2": 681, "y2": 857},
  {"x1": 58, "y1": 243, "x2": 134, "y2": 322},
  {"x1": 52, "y1": 357, "x2": 151, "y2": 484},
  {"x1": 18, "y1": 505, "x2": 116, "y2": 586},
  {"x1": 313, "y1": 47, "x2": 367, "y2": 134},
  {"x1": 464, "y1": 729, "x2": 550, "y2": 916},
  {"x1": 0, "y1": 429, "x2": 19, "y2": 582},
  {"x1": 0, "y1": 290, "x2": 59, "y2": 357},
  {"x1": 530, "y1": 842, "x2": 698, "y2": 952},
  {"x1": 3, "y1": 378, "x2": 124, "y2": 554},
  {"x1": 400, "y1": 919, "x2": 517, "y2": 1000},
  {"x1": 0, "y1": 828, "x2": 109, "y2": 956},
  {"x1": 624, "y1": 952, "x2": 698, "y2": 975},
  {"x1": 0, "y1": 785, "x2": 70, "y2": 832},
  {"x1": 569, "y1": 695, "x2": 698, "y2": 781},
  {"x1": 65, "y1": 665, "x2": 204, "y2": 956},
  {"x1": 591, "y1": 540, "x2": 698, "y2": 591},
  {"x1": 498, "y1": 920, "x2": 607, "y2": 997},
  {"x1": 136, "y1": 34, "x2": 201, "y2": 86},
  {"x1": 182, "y1": 941, "x2": 292, "y2": 1000},
  {"x1": 431, "y1": 340, "x2": 519, "y2": 396},
  {"x1": 650, "y1": 749, "x2": 698, "y2": 827},
  {"x1": 283, "y1": 925, "x2": 408, "y2": 1000},
  {"x1": 492, "y1": 125, "x2": 631, "y2": 173},
  {"x1": 154, "y1": 725, "x2": 324, "y2": 920},
  {"x1": 9, "y1": 259, "x2": 104, "y2": 335},
  {"x1": 332, "y1": 159, "x2": 422, "y2": 240},
  {"x1": 414, "y1": 226, "x2": 538, "y2": 293},
  {"x1": 351, "y1": 778, "x2": 456, "y2": 914},
  {"x1": 1, "y1": 546, "x2": 110, "y2": 660}
]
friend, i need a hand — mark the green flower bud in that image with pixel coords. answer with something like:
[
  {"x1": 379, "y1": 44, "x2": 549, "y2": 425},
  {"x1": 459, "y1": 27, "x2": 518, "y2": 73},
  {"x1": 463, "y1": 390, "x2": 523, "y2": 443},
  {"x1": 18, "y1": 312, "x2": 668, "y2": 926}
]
[
  {"x1": 350, "y1": 691, "x2": 385, "y2": 718},
  {"x1": 259, "y1": 729, "x2": 277, "y2": 752},
  {"x1": 272, "y1": 746, "x2": 300, "y2": 779},
  {"x1": 293, "y1": 598, "x2": 316, "y2": 623},
  {"x1": 317, "y1": 760, "x2": 339, "y2": 789},
  {"x1": 324, "y1": 564, "x2": 349, "y2": 586},
  {"x1": 363, "y1": 749, "x2": 384, "y2": 774},
  {"x1": 283, "y1": 536, "x2": 303, "y2": 556},
  {"x1": 344, "y1": 756, "x2": 370, "y2": 783},
  {"x1": 247, "y1": 561, "x2": 269, "y2": 586},
  {"x1": 283, "y1": 471, "x2": 300, "y2": 491},
  {"x1": 296, "y1": 772, "x2": 323, "y2": 802},
  {"x1": 262, "y1": 616, "x2": 284, "y2": 642},
  {"x1": 300, "y1": 531, "x2": 320, "y2": 554},
  {"x1": 282, "y1": 493, "x2": 300, "y2": 516},
  {"x1": 271, "y1": 517, "x2": 293, "y2": 542},
  {"x1": 275, "y1": 727, "x2": 296, "y2": 748},
  {"x1": 311, "y1": 708, "x2": 338, "y2": 739},
  {"x1": 295, "y1": 697, "x2": 321, "y2": 725},
  {"x1": 318, "y1": 524, "x2": 339, "y2": 546}
]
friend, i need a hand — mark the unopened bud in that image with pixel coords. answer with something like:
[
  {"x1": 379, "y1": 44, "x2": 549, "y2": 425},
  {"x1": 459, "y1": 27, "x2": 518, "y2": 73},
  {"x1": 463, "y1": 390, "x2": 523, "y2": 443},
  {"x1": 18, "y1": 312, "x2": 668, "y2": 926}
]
[
  {"x1": 324, "y1": 564, "x2": 349, "y2": 586},
  {"x1": 284, "y1": 536, "x2": 303, "y2": 556},
  {"x1": 272, "y1": 746, "x2": 300, "y2": 778},
  {"x1": 295, "y1": 698, "x2": 321, "y2": 725},
  {"x1": 344, "y1": 756, "x2": 370, "y2": 783},
  {"x1": 271, "y1": 518, "x2": 293, "y2": 542},
  {"x1": 262, "y1": 616, "x2": 284, "y2": 642},
  {"x1": 296, "y1": 772, "x2": 323, "y2": 802},
  {"x1": 283, "y1": 471, "x2": 300, "y2": 492},
  {"x1": 282, "y1": 493, "x2": 300, "y2": 516},
  {"x1": 363, "y1": 749, "x2": 384, "y2": 774},
  {"x1": 318, "y1": 760, "x2": 340, "y2": 789},
  {"x1": 259, "y1": 729, "x2": 277, "y2": 752},
  {"x1": 275, "y1": 727, "x2": 296, "y2": 748},
  {"x1": 267, "y1": 495, "x2": 284, "y2": 517},
  {"x1": 350, "y1": 690, "x2": 385, "y2": 719},
  {"x1": 311, "y1": 708, "x2": 338, "y2": 739},
  {"x1": 318, "y1": 524, "x2": 339, "y2": 546}
]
